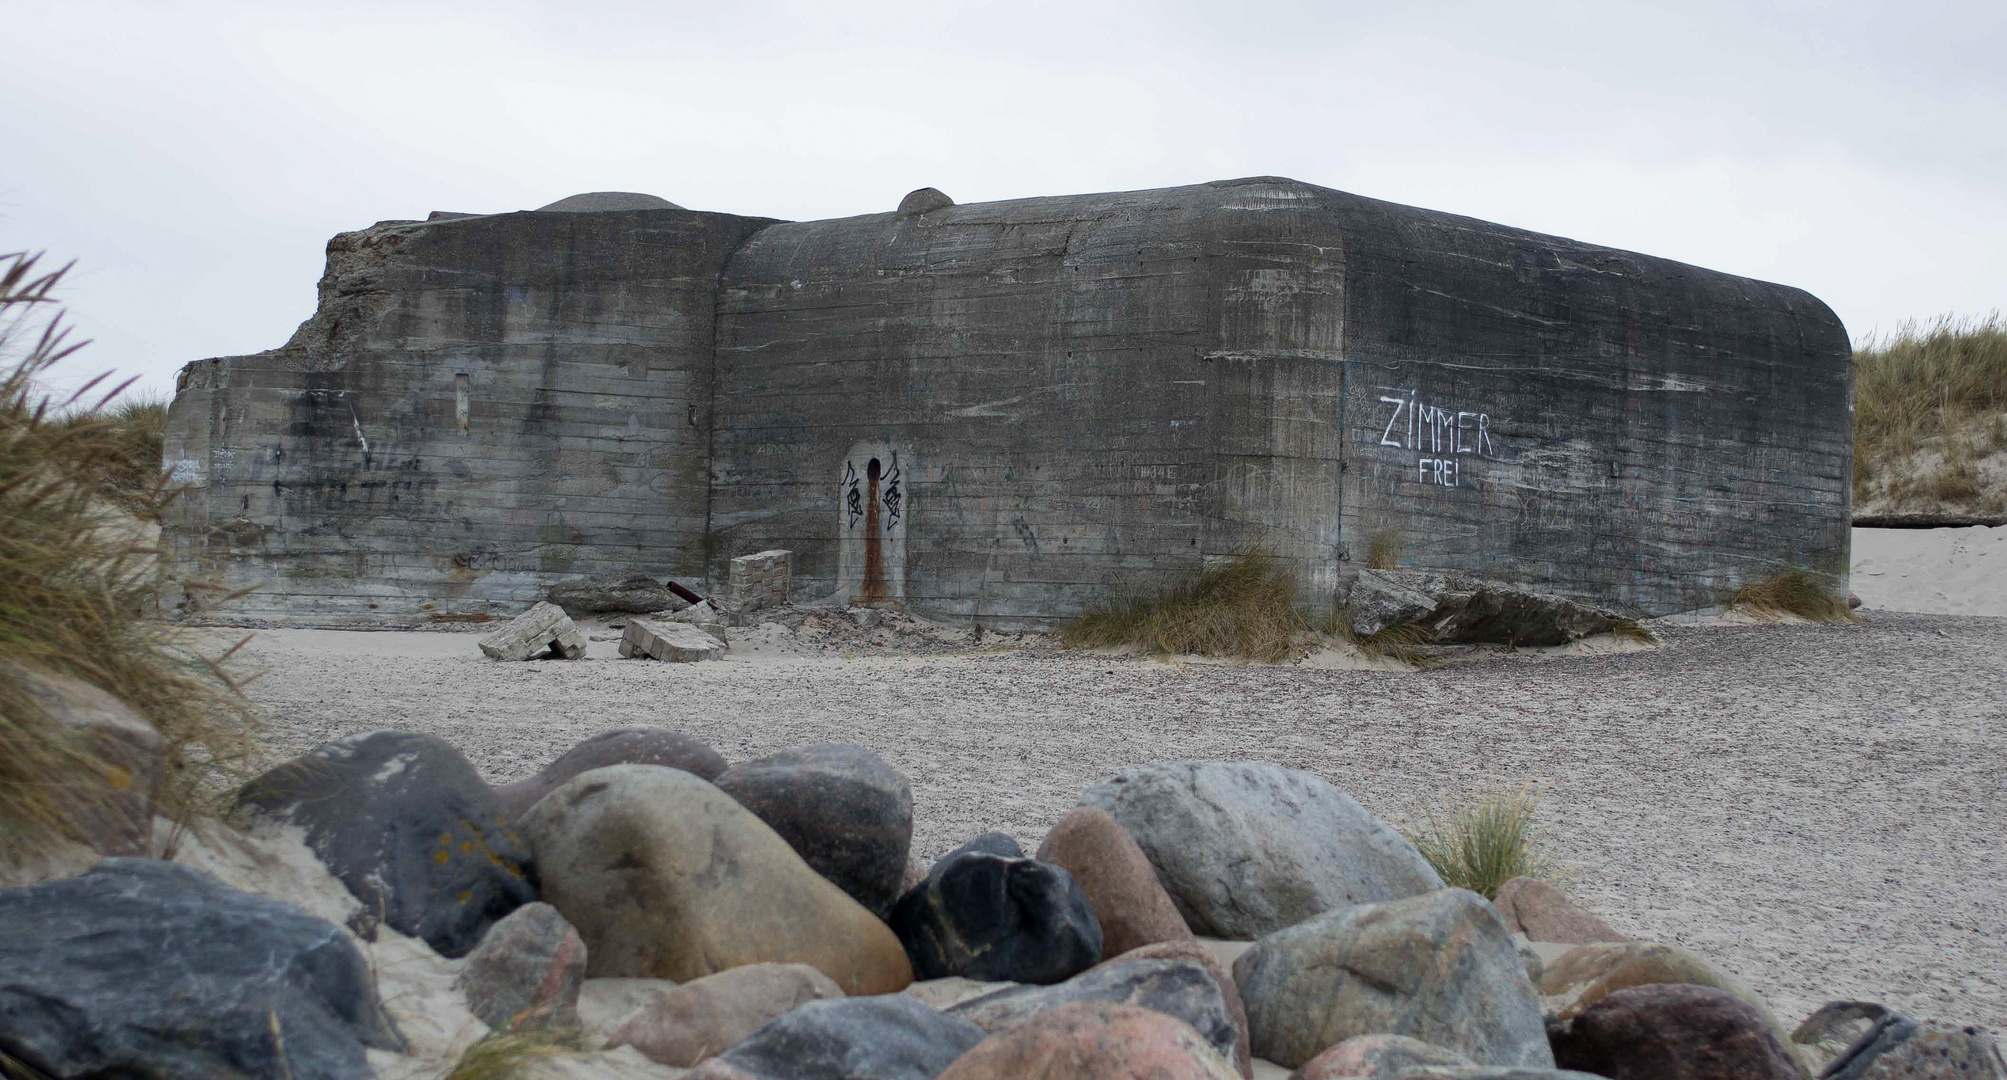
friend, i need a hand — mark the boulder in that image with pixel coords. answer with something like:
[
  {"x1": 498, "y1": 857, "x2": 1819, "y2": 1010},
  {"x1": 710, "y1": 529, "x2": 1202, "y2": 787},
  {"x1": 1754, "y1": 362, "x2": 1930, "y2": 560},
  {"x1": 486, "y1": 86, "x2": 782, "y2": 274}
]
[
  {"x1": 480, "y1": 601, "x2": 587, "y2": 660},
  {"x1": 607, "y1": 962, "x2": 843, "y2": 1067},
  {"x1": 1296, "y1": 1034, "x2": 1474, "y2": 1078},
  {"x1": 1393, "y1": 1070, "x2": 1608, "y2": 1080},
  {"x1": 890, "y1": 850, "x2": 1102, "y2": 984},
  {"x1": 1492, "y1": 878, "x2": 1627, "y2": 944},
  {"x1": 1121, "y1": 939, "x2": 1252, "y2": 1078},
  {"x1": 619, "y1": 618, "x2": 727, "y2": 661},
  {"x1": 1539, "y1": 941, "x2": 1799, "y2": 1068},
  {"x1": 938, "y1": 831, "x2": 1024, "y2": 863},
  {"x1": 934, "y1": 1001, "x2": 1240, "y2": 1080},
  {"x1": 495, "y1": 728, "x2": 727, "y2": 821},
  {"x1": 1232, "y1": 888, "x2": 1550, "y2": 1070},
  {"x1": 687, "y1": 996, "x2": 986, "y2": 1080},
  {"x1": 950, "y1": 952, "x2": 1241, "y2": 1073},
  {"x1": 549, "y1": 573, "x2": 684, "y2": 615},
  {"x1": 1820, "y1": 1012, "x2": 2007, "y2": 1080},
  {"x1": 0, "y1": 858, "x2": 401, "y2": 1079},
  {"x1": 712, "y1": 743, "x2": 913, "y2": 918},
  {"x1": 1548, "y1": 983, "x2": 1799, "y2": 1080},
  {"x1": 1346, "y1": 569, "x2": 1441, "y2": 637},
  {"x1": 517, "y1": 764, "x2": 912, "y2": 994},
  {"x1": 1036, "y1": 805, "x2": 1194, "y2": 956},
  {"x1": 455, "y1": 901, "x2": 588, "y2": 1030},
  {"x1": 1, "y1": 661, "x2": 163, "y2": 857},
  {"x1": 1079, "y1": 762, "x2": 1442, "y2": 939},
  {"x1": 236, "y1": 730, "x2": 537, "y2": 958}
]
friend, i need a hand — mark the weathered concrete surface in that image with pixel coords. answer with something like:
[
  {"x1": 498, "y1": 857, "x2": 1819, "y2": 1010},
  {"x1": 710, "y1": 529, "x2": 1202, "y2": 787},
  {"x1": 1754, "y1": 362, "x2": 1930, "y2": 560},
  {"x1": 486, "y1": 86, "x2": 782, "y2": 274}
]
[
  {"x1": 166, "y1": 178, "x2": 1851, "y2": 627},
  {"x1": 162, "y1": 203, "x2": 776, "y2": 626},
  {"x1": 710, "y1": 177, "x2": 1851, "y2": 626}
]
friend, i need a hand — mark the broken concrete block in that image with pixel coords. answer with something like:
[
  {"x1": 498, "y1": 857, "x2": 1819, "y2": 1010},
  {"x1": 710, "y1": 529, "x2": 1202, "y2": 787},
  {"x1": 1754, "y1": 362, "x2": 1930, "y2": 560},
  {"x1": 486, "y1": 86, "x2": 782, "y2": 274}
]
[
  {"x1": 479, "y1": 601, "x2": 587, "y2": 661},
  {"x1": 668, "y1": 600, "x2": 730, "y2": 642},
  {"x1": 728, "y1": 550, "x2": 793, "y2": 613},
  {"x1": 619, "y1": 618, "x2": 727, "y2": 662}
]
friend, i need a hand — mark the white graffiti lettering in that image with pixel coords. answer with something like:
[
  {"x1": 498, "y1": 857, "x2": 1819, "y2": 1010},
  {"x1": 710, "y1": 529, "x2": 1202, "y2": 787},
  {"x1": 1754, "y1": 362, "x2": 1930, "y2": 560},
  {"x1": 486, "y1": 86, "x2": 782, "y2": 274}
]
[{"x1": 1374, "y1": 390, "x2": 1497, "y2": 487}]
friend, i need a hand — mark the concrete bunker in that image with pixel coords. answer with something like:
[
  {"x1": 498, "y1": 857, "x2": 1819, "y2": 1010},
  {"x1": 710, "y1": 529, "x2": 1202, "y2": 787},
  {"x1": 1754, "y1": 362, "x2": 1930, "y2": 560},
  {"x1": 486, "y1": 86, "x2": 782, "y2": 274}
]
[{"x1": 160, "y1": 178, "x2": 1853, "y2": 629}]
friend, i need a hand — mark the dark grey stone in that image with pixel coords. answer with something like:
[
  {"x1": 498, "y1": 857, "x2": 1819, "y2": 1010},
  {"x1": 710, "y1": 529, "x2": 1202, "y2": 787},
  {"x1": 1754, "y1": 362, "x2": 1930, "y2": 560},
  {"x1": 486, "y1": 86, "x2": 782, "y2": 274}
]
[
  {"x1": 495, "y1": 727, "x2": 728, "y2": 822},
  {"x1": 1820, "y1": 1012, "x2": 2006, "y2": 1080},
  {"x1": 699, "y1": 996, "x2": 985, "y2": 1080},
  {"x1": 889, "y1": 851, "x2": 1102, "y2": 984},
  {"x1": 711, "y1": 743, "x2": 913, "y2": 918},
  {"x1": 548, "y1": 572, "x2": 685, "y2": 615},
  {"x1": 936, "y1": 831, "x2": 1024, "y2": 865},
  {"x1": 1079, "y1": 761, "x2": 1442, "y2": 939},
  {"x1": 236, "y1": 730, "x2": 537, "y2": 958},
  {"x1": 0, "y1": 858, "x2": 400, "y2": 1080},
  {"x1": 948, "y1": 954, "x2": 1237, "y2": 1067}
]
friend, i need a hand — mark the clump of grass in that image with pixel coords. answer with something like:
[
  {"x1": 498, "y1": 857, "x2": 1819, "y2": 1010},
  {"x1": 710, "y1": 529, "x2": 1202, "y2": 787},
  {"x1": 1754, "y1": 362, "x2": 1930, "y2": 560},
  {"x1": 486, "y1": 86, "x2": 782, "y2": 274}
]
[
  {"x1": 1351, "y1": 622, "x2": 1439, "y2": 667},
  {"x1": 46, "y1": 392, "x2": 170, "y2": 515},
  {"x1": 1731, "y1": 569, "x2": 1858, "y2": 624},
  {"x1": 1060, "y1": 550, "x2": 1307, "y2": 663},
  {"x1": 1365, "y1": 531, "x2": 1404, "y2": 570},
  {"x1": 1853, "y1": 313, "x2": 2007, "y2": 506},
  {"x1": 0, "y1": 252, "x2": 257, "y2": 863},
  {"x1": 1405, "y1": 784, "x2": 1557, "y2": 900},
  {"x1": 445, "y1": 1029, "x2": 583, "y2": 1080},
  {"x1": 1608, "y1": 617, "x2": 1658, "y2": 644}
]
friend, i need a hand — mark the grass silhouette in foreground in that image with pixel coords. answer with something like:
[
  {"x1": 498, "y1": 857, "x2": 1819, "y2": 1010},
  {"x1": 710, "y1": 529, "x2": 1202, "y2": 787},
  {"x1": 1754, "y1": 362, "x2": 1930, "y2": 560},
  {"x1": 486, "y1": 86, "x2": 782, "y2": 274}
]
[{"x1": 0, "y1": 251, "x2": 255, "y2": 862}]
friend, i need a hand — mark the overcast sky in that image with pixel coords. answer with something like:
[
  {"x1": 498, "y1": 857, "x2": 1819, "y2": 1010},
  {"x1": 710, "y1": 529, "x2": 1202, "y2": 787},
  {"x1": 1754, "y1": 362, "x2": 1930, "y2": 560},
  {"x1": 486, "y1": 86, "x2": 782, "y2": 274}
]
[{"x1": 6, "y1": 0, "x2": 2003, "y2": 400}]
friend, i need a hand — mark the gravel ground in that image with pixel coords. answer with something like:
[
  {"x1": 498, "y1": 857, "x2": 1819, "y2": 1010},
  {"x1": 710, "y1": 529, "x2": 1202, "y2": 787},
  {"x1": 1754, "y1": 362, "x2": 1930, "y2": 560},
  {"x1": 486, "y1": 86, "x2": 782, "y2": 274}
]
[{"x1": 232, "y1": 609, "x2": 2006, "y2": 1034}]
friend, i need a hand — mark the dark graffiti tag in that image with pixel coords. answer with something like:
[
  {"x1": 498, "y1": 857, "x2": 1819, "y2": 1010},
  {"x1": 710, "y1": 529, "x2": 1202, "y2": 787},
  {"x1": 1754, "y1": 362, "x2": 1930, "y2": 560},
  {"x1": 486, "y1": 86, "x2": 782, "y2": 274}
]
[
  {"x1": 881, "y1": 461, "x2": 902, "y2": 524},
  {"x1": 844, "y1": 461, "x2": 863, "y2": 529}
]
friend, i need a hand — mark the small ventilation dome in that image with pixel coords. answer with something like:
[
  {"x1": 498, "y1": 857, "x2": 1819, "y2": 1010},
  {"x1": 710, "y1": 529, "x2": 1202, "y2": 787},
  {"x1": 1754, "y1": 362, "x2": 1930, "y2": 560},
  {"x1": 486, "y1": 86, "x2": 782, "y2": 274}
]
[
  {"x1": 535, "y1": 192, "x2": 685, "y2": 213},
  {"x1": 897, "y1": 188, "x2": 954, "y2": 215}
]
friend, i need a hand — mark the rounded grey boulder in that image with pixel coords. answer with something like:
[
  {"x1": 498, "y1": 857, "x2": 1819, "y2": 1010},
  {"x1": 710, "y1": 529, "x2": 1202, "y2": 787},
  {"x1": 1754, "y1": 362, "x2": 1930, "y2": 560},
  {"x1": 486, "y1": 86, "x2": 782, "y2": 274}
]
[
  {"x1": 947, "y1": 953, "x2": 1240, "y2": 1070},
  {"x1": 1079, "y1": 761, "x2": 1442, "y2": 939},
  {"x1": 236, "y1": 730, "x2": 537, "y2": 958},
  {"x1": 1232, "y1": 887, "x2": 1551, "y2": 1070},
  {"x1": 687, "y1": 995, "x2": 986, "y2": 1080},
  {"x1": 0, "y1": 858, "x2": 401, "y2": 1079},
  {"x1": 495, "y1": 727, "x2": 728, "y2": 822}
]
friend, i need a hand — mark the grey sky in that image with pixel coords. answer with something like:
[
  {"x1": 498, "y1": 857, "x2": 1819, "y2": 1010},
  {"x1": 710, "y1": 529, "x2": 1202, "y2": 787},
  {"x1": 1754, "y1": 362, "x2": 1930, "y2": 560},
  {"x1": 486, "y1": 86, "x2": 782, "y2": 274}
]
[{"x1": 6, "y1": 0, "x2": 2002, "y2": 398}]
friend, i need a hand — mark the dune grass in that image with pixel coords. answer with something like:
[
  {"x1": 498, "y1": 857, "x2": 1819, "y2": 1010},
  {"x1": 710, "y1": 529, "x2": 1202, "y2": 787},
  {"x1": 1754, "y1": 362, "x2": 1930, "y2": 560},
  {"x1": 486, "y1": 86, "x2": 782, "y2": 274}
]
[
  {"x1": 1405, "y1": 784, "x2": 1558, "y2": 900},
  {"x1": 1059, "y1": 550, "x2": 1308, "y2": 663},
  {"x1": 1731, "y1": 569, "x2": 1858, "y2": 624},
  {"x1": 1853, "y1": 313, "x2": 2007, "y2": 510},
  {"x1": 0, "y1": 252, "x2": 257, "y2": 862},
  {"x1": 444, "y1": 1029, "x2": 583, "y2": 1080}
]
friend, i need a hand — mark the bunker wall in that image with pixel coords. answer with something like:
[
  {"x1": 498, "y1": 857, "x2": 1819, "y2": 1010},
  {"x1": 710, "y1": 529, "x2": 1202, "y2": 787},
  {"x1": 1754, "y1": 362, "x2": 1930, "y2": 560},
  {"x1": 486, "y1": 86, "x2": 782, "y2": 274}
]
[
  {"x1": 161, "y1": 208, "x2": 773, "y2": 625},
  {"x1": 1324, "y1": 193, "x2": 1853, "y2": 614}
]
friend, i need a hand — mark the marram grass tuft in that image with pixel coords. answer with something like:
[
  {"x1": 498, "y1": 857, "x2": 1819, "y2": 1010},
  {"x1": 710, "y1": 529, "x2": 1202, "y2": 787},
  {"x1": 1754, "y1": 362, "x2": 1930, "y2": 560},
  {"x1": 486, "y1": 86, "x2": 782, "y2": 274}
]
[
  {"x1": 1730, "y1": 570, "x2": 1858, "y2": 624},
  {"x1": 1404, "y1": 783, "x2": 1559, "y2": 900},
  {"x1": 0, "y1": 252, "x2": 257, "y2": 862},
  {"x1": 1059, "y1": 550, "x2": 1308, "y2": 663}
]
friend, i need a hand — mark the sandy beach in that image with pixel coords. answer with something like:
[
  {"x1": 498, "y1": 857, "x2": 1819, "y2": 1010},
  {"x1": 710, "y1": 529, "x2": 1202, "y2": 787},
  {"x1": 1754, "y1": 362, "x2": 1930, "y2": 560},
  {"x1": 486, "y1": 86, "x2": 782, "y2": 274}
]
[{"x1": 214, "y1": 526, "x2": 2007, "y2": 1035}]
